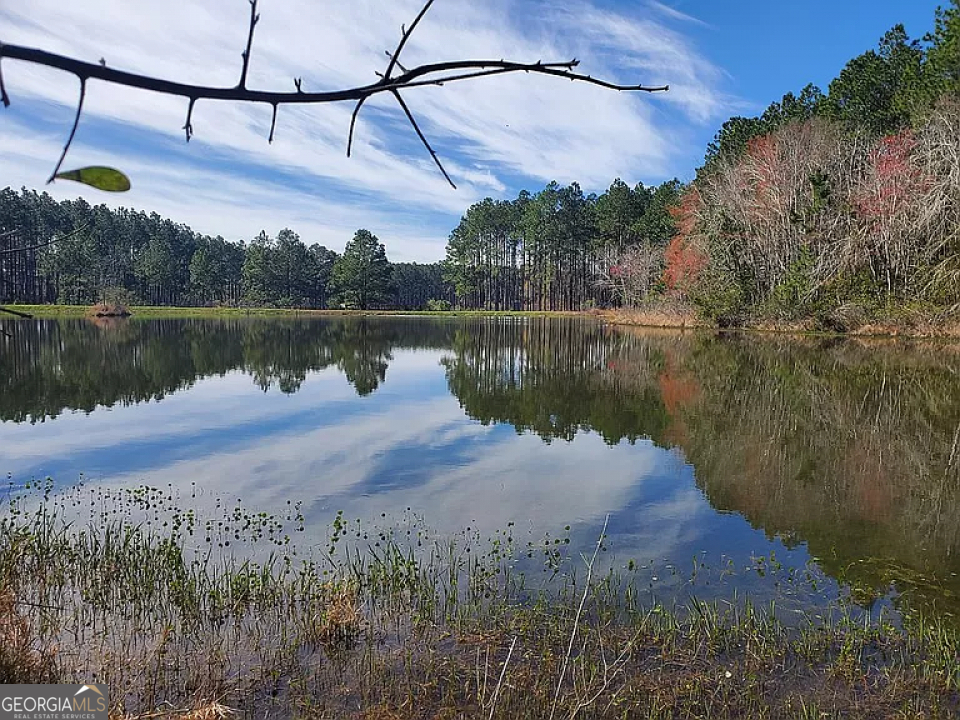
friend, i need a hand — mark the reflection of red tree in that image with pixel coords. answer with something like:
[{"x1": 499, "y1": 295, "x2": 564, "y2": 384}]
[
  {"x1": 658, "y1": 349, "x2": 700, "y2": 446},
  {"x1": 846, "y1": 441, "x2": 894, "y2": 523}
]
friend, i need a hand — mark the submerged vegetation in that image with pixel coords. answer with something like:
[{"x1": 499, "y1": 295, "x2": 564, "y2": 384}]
[{"x1": 2, "y1": 480, "x2": 960, "y2": 719}]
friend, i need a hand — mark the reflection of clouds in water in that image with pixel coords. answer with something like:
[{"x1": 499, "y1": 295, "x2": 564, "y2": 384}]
[
  {"x1": 0, "y1": 368, "x2": 353, "y2": 468},
  {"x1": 88, "y1": 404, "x2": 711, "y2": 569},
  {"x1": 0, "y1": 349, "x2": 448, "y2": 476},
  {"x1": 96, "y1": 395, "x2": 488, "y2": 516},
  {"x1": 604, "y1": 475, "x2": 710, "y2": 562},
  {"x1": 325, "y1": 432, "x2": 665, "y2": 534},
  {"x1": 3, "y1": 345, "x2": 719, "y2": 574}
]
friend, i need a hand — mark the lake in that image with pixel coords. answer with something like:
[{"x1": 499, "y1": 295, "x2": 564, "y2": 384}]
[{"x1": 2, "y1": 315, "x2": 959, "y2": 621}]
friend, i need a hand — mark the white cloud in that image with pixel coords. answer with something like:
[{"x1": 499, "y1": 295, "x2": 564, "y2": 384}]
[
  {"x1": 645, "y1": 1, "x2": 709, "y2": 28},
  {"x1": 0, "y1": 0, "x2": 732, "y2": 260}
]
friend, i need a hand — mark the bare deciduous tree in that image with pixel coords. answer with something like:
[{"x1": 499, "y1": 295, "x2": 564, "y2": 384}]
[
  {"x1": 913, "y1": 98, "x2": 960, "y2": 308},
  {"x1": 597, "y1": 243, "x2": 663, "y2": 307}
]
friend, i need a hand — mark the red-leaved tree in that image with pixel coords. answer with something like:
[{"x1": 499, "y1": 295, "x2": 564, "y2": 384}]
[{"x1": 663, "y1": 190, "x2": 707, "y2": 298}]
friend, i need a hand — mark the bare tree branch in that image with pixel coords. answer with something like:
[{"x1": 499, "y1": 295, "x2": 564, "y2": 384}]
[
  {"x1": 238, "y1": 0, "x2": 260, "y2": 90},
  {"x1": 384, "y1": 0, "x2": 436, "y2": 80},
  {"x1": 0, "y1": 47, "x2": 669, "y2": 106},
  {"x1": 0, "y1": 0, "x2": 669, "y2": 188},
  {"x1": 0, "y1": 224, "x2": 88, "y2": 256},
  {"x1": 350, "y1": 0, "x2": 436, "y2": 159},
  {"x1": 391, "y1": 89, "x2": 455, "y2": 189},
  {"x1": 46, "y1": 76, "x2": 85, "y2": 185},
  {"x1": 0, "y1": 56, "x2": 9, "y2": 108},
  {"x1": 0, "y1": 306, "x2": 32, "y2": 318},
  {"x1": 396, "y1": 62, "x2": 575, "y2": 90}
]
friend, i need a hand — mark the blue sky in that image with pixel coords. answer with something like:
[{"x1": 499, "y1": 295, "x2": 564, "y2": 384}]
[{"x1": 0, "y1": 0, "x2": 945, "y2": 262}]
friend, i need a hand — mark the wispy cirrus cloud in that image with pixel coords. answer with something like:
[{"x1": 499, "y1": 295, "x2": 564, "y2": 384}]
[
  {"x1": 0, "y1": 0, "x2": 733, "y2": 260},
  {"x1": 646, "y1": 0, "x2": 710, "y2": 28}
]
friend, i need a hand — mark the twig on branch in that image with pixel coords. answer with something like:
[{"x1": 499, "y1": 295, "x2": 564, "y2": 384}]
[
  {"x1": 347, "y1": 97, "x2": 368, "y2": 158},
  {"x1": 0, "y1": 224, "x2": 88, "y2": 256},
  {"x1": 46, "y1": 77, "x2": 85, "y2": 185},
  {"x1": 268, "y1": 103, "x2": 278, "y2": 143},
  {"x1": 391, "y1": 89, "x2": 455, "y2": 188},
  {"x1": 385, "y1": 51, "x2": 409, "y2": 74},
  {"x1": 0, "y1": 0, "x2": 669, "y2": 188},
  {"x1": 0, "y1": 55, "x2": 9, "y2": 107},
  {"x1": 0, "y1": 306, "x2": 33, "y2": 318},
  {"x1": 238, "y1": 0, "x2": 260, "y2": 90},
  {"x1": 183, "y1": 96, "x2": 196, "y2": 141},
  {"x1": 384, "y1": 0, "x2": 436, "y2": 80}
]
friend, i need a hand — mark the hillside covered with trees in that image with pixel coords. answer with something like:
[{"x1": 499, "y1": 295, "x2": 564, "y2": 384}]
[
  {"x1": 2, "y1": 1, "x2": 959, "y2": 324},
  {"x1": 442, "y1": 1, "x2": 960, "y2": 325}
]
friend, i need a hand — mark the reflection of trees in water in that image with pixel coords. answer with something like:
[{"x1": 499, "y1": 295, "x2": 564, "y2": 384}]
[
  {"x1": 4, "y1": 315, "x2": 960, "y2": 619},
  {"x1": 676, "y1": 334, "x2": 960, "y2": 619},
  {"x1": 0, "y1": 317, "x2": 460, "y2": 422},
  {"x1": 440, "y1": 317, "x2": 671, "y2": 444},
  {"x1": 441, "y1": 321, "x2": 960, "y2": 620}
]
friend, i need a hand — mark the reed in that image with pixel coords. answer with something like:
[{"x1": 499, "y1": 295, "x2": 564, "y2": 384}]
[{"x1": 1, "y1": 480, "x2": 958, "y2": 718}]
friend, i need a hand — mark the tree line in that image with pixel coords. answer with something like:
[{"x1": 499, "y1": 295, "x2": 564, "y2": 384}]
[
  {"x1": 663, "y1": 2, "x2": 960, "y2": 325},
  {"x1": 2, "y1": 1, "x2": 959, "y2": 321},
  {"x1": 442, "y1": 1, "x2": 960, "y2": 322},
  {"x1": 442, "y1": 180, "x2": 681, "y2": 310},
  {"x1": 0, "y1": 187, "x2": 452, "y2": 310}
]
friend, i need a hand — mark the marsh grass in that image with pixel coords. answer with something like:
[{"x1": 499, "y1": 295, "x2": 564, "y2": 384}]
[{"x1": 1, "y1": 480, "x2": 959, "y2": 719}]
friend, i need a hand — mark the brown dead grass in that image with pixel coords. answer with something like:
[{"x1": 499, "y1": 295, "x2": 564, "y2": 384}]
[
  {"x1": 87, "y1": 302, "x2": 132, "y2": 318},
  {"x1": 597, "y1": 301, "x2": 960, "y2": 338},
  {"x1": 310, "y1": 580, "x2": 365, "y2": 649},
  {"x1": 0, "y1": 586, "x2": 55, "y2": 683},
  {"x1": 852, "y1": 317, "x2": 960, "y2": 338},
  {"x1": 596, "y1": 302, "x2": 703, "y2": 330},
  {"x1": 109, "y1": 701, "x2": 236, "y2": 720}
]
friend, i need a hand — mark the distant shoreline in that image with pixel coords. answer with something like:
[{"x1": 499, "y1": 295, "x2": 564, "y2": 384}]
[{"x1": 4, "y1": 303, "x2": 960, "y2": 338}]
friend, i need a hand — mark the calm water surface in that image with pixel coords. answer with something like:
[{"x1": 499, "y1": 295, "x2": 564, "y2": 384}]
[{"x1": 1, "y1": 316, "x2": 959, "y2": 618}]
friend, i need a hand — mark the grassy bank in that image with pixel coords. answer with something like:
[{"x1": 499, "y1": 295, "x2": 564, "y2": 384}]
[
  {"x1": 1, "y1": 483, "x2": 959, "y2": 719},
  {"x1": 2, "y1": 304, "x2": 582, "y2": 320},
  {"x1": 8, "y1": 303, "x2": 960, "y2": 339},
  {"x1": 596, "y1": 304, "x2": 960, "y2": 339}
]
